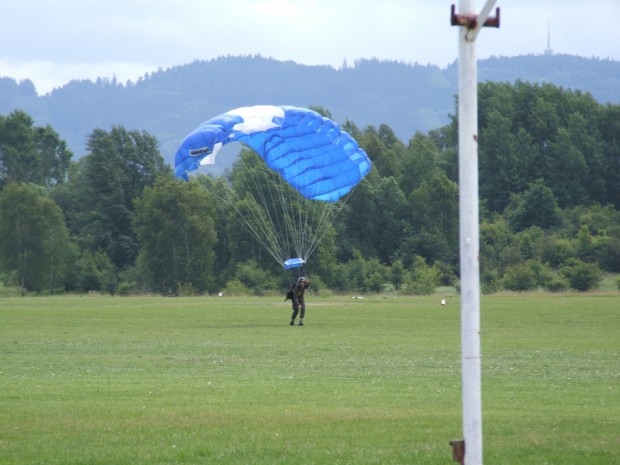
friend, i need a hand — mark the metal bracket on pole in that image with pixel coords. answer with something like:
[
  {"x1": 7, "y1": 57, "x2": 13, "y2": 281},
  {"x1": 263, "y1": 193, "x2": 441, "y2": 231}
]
[
  {"x1": 450, "y1": 3, "x2": 500, "y2": 40},
  {"x1": 450, "y1": 440, "x2": 465, "y2": 465}
]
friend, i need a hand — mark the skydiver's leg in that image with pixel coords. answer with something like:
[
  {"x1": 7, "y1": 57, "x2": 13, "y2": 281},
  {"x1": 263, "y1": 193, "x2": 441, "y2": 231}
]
[
  {"x1": 298, "y1": 298, "x2": 305, "y2": 325},
  {"x1": 291, "y1": 304, "x2": 299, "y2": 325}
]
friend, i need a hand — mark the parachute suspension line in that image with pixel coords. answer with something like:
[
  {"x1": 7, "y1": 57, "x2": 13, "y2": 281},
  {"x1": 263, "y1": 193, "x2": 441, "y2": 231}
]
[
  {"x1": 279, "y1": 171, "x2": 329, "y2": 263},
  {"x1": 278, "y1": 162, "x2": 362, "y2": 265},
  {"x1": 260, "y1": 154, "x2": 299, "y2": 262},
  {"x1": 220, "y1": 154, "x2": 287, "y2": 266},
  {"x1": 234, "y1": 205, "x2": 284, "y2": 265},
  {"x1": 300, "y1": 194, "x2": 327, "y2": 261},
  {"x1": 240, "y1": 139, "x2": 327, "y2": 266},
  {"x1": 220, "y1": 183, "x2": 286, "y2": 267},
  {"x1": 234, "y1": 149, "x2": 305, "y2": 266},
  {"x1": 271, "y1": 139, "x2": 306, "y2": 262},
  {"x1": 304, "y1": 183, "x2": 356, "y2": 260},
  {"x1": 238, "y1": 152, "x2": 290, "y2": 265},
  {"x1": 281, "y1": 185, "x2": 306, "y2": 259},
  {"x1": 258, "y1": 159, "x2": 299, "y2": 262}
]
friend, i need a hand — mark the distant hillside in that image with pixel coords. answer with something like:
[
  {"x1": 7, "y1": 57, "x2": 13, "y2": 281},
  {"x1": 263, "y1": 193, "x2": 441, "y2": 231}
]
[{"x1": 1, "y1": 54, "x2": 619, "y2": 169}]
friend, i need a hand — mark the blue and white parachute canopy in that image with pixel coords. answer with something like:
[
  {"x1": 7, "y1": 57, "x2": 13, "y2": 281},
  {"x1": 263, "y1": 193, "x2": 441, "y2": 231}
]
[{"x1": 174, "y1": 105, "x2": 371, "y2": 202}]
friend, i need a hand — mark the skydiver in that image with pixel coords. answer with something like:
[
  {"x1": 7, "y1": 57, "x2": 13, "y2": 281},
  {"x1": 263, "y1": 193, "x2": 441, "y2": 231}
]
[{"x1": 289, "y1": 276, "x2": 310, "y2": 326}]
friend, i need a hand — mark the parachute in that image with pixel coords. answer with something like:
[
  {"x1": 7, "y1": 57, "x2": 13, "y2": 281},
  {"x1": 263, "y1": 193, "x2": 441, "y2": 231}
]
[{"x1": 175, "y1": 105, "x2": 371, "y2": 270}]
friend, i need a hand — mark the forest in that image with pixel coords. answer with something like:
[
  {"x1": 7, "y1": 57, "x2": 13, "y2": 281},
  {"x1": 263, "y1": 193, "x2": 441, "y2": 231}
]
[
  {"x1": 1, "y1": 80, "x2": 619, "y2": 296},
  {"x1": 2, "y1": 53, "x2": 619, "y2": 167}
]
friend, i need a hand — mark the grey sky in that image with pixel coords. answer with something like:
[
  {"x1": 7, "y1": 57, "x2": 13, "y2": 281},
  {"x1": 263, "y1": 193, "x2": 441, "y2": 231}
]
[{"x1": 2, "y1": 0, "x2": 619, "y2": 95}]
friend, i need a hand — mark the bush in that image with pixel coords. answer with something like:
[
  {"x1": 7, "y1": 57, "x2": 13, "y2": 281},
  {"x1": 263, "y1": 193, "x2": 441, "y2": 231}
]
[
  {"x1": 561, "y1": 259, "x2": 603, "y2": 291},
  {"x1": 232, "y1": 261, "x2": 279, "y2": 295},
  {"x1": 402, "y1": 256, "x2": 440, "y2": 295},
  {"x1": 597, "y1": 235, "x2": 620, "y2": 272},
  {"x1": 178, "y1": 282, "x2": 198, "y2": 296},
  {"x1": 481, "y1": 268, "x2": 501, "y2": 294},
  {"x1": 367, "y1": 272, "x2": 385, "y2": 293},
  {"x1": 540, "y1": 237, "x2": 573, "y2": 267},
  {"x1": 503, "y1": 262, "x2": 537, "y2": 291},
  {"x1": 545, "y1": 274, "x2": 570, "y2": 292},
  {"x1": 223, "y1": 279, "x2": 253, "y2": 296},
  {"x1": 116, "y1": 281, "x2": 137, "y2": 296}
]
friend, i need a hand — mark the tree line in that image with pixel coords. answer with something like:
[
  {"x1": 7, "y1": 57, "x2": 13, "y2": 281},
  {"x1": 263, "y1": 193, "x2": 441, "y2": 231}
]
[{"x1": 1, "y1": 81, "x2": 619, "y2": 296}]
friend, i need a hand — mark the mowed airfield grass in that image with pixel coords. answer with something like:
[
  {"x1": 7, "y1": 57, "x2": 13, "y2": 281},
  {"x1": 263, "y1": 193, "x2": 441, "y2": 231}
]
[{"x1": 0, "y1": 293, "x2": 618, "y2": 465}]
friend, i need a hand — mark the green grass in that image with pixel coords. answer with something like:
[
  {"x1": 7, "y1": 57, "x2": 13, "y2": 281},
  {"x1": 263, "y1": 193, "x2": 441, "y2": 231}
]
[{"x1": 1, "y1": 293, "x2": 618, "y2": 464}]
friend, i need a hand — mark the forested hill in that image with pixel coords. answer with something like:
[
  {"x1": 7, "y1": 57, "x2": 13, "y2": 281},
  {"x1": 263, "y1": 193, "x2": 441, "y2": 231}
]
[{"x1": 1, "y1": 53, "x2": 619, "y2": 166}]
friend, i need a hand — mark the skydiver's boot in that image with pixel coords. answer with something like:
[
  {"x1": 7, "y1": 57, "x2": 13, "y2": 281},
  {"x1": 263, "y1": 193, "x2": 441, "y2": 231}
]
[
  {"x1": 298, "y1": 318, "x2": 304, "y2": 326},
  {"x1": 290, "y1": 319, "x2": 295, "y2": 326}
]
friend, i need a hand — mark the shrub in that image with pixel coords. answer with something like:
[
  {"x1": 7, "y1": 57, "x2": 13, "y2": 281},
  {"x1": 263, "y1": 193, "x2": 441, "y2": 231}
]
[
  {"x1": 481, "y1": 268, "x2": 501, "y2": 294},
  {"x1": 597, "y1": 234, "x2": 620, "y2": 272},
  {"x1": 545, "y1": 274, "x2": 570, "y2": 292},
  {"x1": 232, "y1": 261, "x2": 279, "y2": 295},
  {"x1": 503, "y1": 262, "x2": 537, "y2": 291},
  {"x1": 116, "y1": 281, "x2": 137, "y2": 296},
  {"x1": 561, "y1": 259, "x2": 603, "y2": 291},
  {"x1": 178, "y1": 282, "x2": 198, "y2": 296},
  {"x1": 403, "y1": 256, "x2": 440, "y2": 295},
  {"x1": 223, "y1": 279, "x2": 253, "y2": 296}
]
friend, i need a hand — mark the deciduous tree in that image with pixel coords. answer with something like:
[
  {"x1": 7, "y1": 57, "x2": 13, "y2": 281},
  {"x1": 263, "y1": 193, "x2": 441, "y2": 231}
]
[
  {"x1": 134, "y1": 178, "x2": 217, "y2": 295},
  {"x1": 0, "y1": 183, "x2": 71, "y2": 293}
]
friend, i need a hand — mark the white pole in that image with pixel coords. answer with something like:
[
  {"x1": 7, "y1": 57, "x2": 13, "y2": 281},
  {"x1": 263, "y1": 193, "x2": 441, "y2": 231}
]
[{"x1": 457, "y1": 0, "x2": 495, "y2": 463}]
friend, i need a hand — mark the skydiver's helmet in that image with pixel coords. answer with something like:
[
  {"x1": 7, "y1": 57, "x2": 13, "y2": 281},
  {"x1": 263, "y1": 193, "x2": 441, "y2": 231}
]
[{"x1": 298, "y1": 276, "x2": 309, "y2": 286}]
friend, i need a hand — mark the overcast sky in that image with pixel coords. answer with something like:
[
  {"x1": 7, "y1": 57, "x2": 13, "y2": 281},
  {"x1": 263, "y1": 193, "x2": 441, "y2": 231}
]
[{"x1": 2, "y1": 0, "x2": 619, "y2": 95}]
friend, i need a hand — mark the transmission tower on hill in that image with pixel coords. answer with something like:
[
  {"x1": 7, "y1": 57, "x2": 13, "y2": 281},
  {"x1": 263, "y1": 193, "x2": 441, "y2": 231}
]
[{"x1": 544, "y1": 21, "x2": 554, "y2": 55}]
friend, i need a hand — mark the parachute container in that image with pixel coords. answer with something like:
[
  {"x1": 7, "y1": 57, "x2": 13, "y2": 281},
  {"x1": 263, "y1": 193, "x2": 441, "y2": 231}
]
[{"x1": 283, "y1": 258, "x2": 306, "y2": 270}]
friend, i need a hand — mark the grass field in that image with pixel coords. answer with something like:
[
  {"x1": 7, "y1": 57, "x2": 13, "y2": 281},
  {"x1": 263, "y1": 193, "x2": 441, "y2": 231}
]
[{"x1": 1, "y1": 292, "x2": 618, "y2": 465}]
